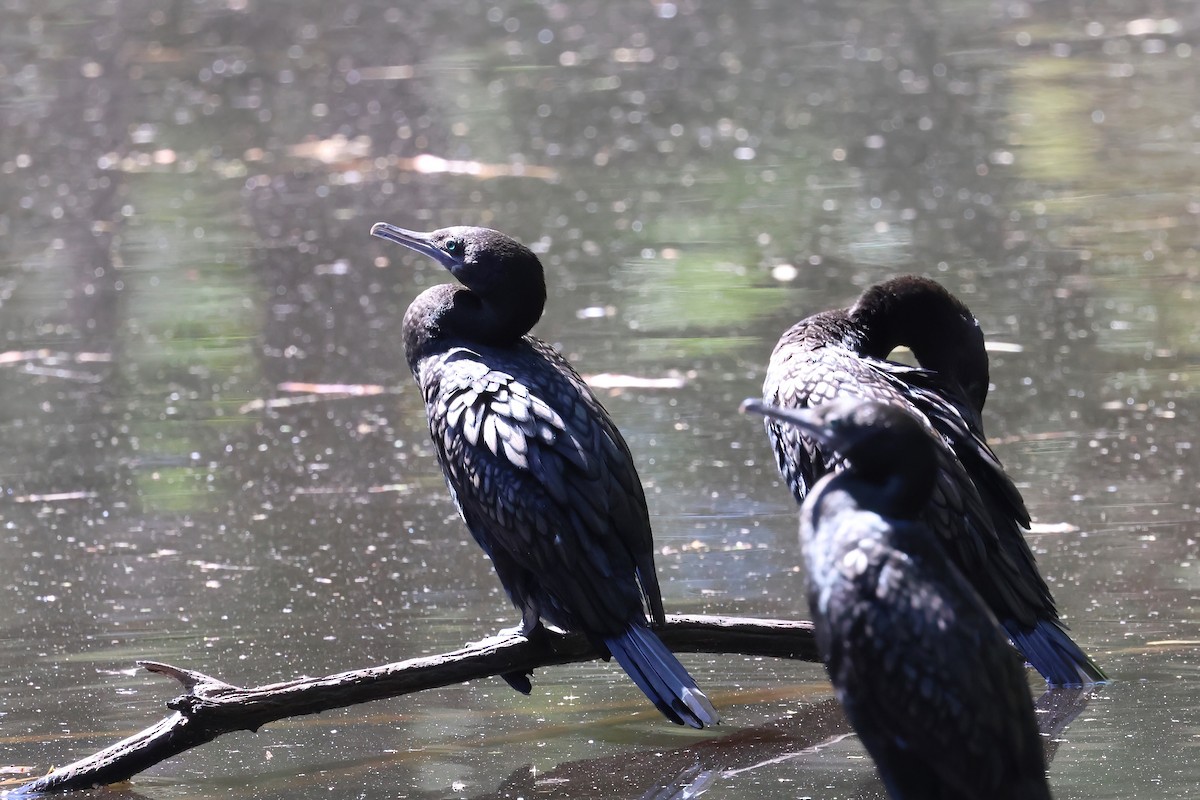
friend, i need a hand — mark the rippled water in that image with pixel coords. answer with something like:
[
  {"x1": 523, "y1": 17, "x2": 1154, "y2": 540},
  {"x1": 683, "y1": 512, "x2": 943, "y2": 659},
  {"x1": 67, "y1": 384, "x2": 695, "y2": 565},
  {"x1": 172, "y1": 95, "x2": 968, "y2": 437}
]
[{"x1": 1, "y1": 2, "x2": 1198, "y2": 798}]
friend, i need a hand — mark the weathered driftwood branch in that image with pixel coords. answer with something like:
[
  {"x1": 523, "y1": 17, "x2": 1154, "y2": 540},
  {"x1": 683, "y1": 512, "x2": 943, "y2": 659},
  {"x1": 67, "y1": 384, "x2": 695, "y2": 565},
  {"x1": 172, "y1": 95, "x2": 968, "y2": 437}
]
[{"x1": 7, "y1": 614, "x2": 817, "y2": 796}]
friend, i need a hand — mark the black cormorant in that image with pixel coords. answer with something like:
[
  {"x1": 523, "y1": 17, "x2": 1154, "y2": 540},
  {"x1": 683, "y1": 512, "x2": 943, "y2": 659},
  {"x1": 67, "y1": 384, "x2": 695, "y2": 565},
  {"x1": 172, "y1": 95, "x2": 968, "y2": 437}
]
[
  {"x1": 761, "y1": 276, "x2": 1104, "y2": 686},
  {"x1": 371, "y1": 222, "x2": 718, "y2": 728},
  {"x1": 743, "y1": 397, "x2": 1054, "y2": 800}
]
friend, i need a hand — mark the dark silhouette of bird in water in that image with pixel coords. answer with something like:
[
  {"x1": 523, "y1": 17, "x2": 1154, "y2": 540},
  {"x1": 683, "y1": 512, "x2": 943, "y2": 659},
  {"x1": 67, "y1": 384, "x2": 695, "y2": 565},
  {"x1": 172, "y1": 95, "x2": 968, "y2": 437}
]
[
  {"x1": 370, "y1": 222, "x2": 718, "y2": 728},
  {"x1": 743, "y1": 397, "x2": 1054, "y2": 800},
  {"x1": 761, "y1": 276, "x2": 1105, "y2": 687}
]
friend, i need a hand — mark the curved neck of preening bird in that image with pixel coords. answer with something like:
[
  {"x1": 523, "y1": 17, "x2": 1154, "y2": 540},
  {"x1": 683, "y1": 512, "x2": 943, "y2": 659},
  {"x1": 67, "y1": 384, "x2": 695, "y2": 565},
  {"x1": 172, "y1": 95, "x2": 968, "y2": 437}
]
[
  {"x1": 848, "y1": 278, "x2": 990, "y2": 412},
  {"x1": 403, "y1": 282, "x2": 545, "y2": 367}
]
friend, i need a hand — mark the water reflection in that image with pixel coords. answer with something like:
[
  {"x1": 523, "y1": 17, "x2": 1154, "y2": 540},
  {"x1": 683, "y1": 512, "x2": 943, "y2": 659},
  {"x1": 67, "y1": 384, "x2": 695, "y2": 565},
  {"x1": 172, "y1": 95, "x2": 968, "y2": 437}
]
[{"x1": 1, "y1": 1, "x2": 1199, "y2": 798}]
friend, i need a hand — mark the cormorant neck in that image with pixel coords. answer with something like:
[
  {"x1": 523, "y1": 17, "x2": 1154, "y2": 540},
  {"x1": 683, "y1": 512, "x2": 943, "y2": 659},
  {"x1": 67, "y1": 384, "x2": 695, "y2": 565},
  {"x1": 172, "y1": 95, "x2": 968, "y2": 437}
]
[
  {"x1": 846, "y1": 437, "x2": 938, "y2": 520},
  {"x1": 402, "y1": 281, "x2": 545, "y2": 372},
  {"x1": 848, "y1": 276, "x2": 989, "y2": 412}
]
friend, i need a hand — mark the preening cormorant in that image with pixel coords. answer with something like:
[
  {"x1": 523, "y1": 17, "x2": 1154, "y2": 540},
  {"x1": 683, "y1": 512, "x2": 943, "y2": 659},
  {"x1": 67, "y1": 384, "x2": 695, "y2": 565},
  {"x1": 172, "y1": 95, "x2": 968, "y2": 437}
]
[
  {"x1": 371, "y1": 222, "x2": 718, "y2": 728},
  {"x1": 743, "y1": 397, "x2": 1054, "y2": 800},
  {"x1": 761, "y1": 276, "x2": 1104, "y2": 686}
]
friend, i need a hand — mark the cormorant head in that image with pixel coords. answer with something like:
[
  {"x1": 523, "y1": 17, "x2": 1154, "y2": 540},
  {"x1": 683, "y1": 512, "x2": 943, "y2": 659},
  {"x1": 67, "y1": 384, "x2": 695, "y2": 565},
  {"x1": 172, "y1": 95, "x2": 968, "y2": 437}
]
[
  {"x1": 371, "y1": 223, "x2": 546, "y2": 302},
  {"x1": 741, "y1": 397, "x2": 936, "y2": 495},
  {"x1": 372, "y1": 223, "x2": 548, "y2": 347},
  {"x1": 850, "y1": 275, "x2": 990, "y2": 414}
]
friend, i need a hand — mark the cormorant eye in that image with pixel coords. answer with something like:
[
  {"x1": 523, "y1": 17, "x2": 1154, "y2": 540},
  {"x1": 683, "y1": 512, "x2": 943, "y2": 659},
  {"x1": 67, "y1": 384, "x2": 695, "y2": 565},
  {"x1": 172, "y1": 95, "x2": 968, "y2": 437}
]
[{"x1": 444, "y1": 239, "x2": 463, "y2": 256}]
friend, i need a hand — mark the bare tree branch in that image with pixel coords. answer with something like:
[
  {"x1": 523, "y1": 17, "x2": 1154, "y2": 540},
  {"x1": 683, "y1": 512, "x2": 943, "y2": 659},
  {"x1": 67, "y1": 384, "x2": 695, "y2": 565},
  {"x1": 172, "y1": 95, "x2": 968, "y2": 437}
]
[{"x1": 6, "y1": 614, "x2": 817, "y2": 796}]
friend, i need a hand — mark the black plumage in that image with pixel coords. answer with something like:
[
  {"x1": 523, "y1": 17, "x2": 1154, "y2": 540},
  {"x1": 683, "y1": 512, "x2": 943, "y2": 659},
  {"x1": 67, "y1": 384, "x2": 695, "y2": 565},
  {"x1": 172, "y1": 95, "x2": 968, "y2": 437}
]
[
  {"x1": 761, "y1": 276, "x2": 1104, "y2": 686},
  {"x1": 743, "y1": 398, "x2": 1054, "y2": 800},
  {"x1": 371, "y1": 222, "x2": 718, "y2": 728}
]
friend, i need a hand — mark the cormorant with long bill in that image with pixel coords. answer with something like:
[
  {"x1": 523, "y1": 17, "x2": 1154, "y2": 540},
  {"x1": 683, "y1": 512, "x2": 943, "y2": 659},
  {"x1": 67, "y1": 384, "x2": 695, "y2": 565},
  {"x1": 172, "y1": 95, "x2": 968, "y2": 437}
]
[
  {"x1": 372, "y1": 222, "x2": 718, "y2": 728},
  {"x1": 761, "y1": 276, "x2": 1104, "y2": 686},
  {"x1": 744, "y1": 397, "x2": 1054, "y2": 800}
]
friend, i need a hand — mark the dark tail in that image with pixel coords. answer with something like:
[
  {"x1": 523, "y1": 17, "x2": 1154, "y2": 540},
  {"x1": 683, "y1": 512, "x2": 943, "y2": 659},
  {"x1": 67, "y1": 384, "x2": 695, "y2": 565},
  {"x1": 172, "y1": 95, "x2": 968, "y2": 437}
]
[
  {"x1": 604, "y1": 622, "x2": 720, "y2": 729},
  {"x1": 500, "y1": 670, "x2": 533, "y2": 694},
  {"x1": 1005, "y1": 618, "x2": 1107, "y2": 687}
]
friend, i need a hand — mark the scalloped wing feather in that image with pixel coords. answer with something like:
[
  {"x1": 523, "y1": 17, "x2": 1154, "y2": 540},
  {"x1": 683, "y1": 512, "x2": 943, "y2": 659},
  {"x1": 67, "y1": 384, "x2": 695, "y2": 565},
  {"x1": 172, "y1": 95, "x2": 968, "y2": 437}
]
[{"x1": 416, "y1": 340, "x2": 656, "y2": 635}]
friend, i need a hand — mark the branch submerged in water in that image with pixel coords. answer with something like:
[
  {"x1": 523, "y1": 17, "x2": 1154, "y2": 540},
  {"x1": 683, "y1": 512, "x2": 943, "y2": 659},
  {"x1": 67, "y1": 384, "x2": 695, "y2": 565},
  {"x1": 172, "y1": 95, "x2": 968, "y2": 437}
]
[{"x1": 6, "y1": 614, "x2": 817, "y2": 796}]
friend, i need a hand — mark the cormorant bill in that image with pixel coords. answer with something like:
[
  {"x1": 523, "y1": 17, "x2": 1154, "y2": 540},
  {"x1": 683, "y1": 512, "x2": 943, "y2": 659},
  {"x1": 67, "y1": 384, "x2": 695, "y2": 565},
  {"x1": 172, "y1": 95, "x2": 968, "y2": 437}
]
[
  {"x1": 370, "y1": 222, "x2": 719, "y2": 729},
  {"x1": 742, "y1": 398, "x2": 1054, "y2": 800},
  {"x1": 761, "y1": 276, "x2": 1105, "y2": 687}
]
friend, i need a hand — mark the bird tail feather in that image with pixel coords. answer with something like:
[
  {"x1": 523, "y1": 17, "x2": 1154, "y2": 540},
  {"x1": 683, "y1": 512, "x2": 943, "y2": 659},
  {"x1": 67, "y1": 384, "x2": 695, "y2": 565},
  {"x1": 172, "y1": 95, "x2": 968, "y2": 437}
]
[
  {"x1": 1005, "y1": 619, "x2": 1107, "y2": 687},
  {"x1": 605, "y1": 623, "x2": 720, "y2": 729}
]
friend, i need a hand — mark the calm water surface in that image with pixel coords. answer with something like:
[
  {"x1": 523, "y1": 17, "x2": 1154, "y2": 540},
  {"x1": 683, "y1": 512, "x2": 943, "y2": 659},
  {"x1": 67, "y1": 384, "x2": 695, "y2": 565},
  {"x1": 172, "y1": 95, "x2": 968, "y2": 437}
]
[{"x1": 1, "y1": 2, "x2": 1198, "y2": 798}]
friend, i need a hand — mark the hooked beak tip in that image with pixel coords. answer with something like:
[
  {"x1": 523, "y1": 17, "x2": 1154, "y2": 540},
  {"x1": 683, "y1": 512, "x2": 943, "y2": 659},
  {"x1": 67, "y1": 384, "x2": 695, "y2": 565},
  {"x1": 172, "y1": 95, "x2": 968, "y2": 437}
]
[
  {"x1": 371, "y1": 221, "x2": 421, "y2": 242},
  {"x1": 741, "y1": 400, "x2": 826, "y2": 440},
  {"x1": 739, "y1": 398, "x2": 765, "y2": 416},
  {"x1": 369, "y1": 222, "x2": 452, "y2": 270},
  {"x1": 370, "y1": 222, "x2": 429, "y2": 247}
]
